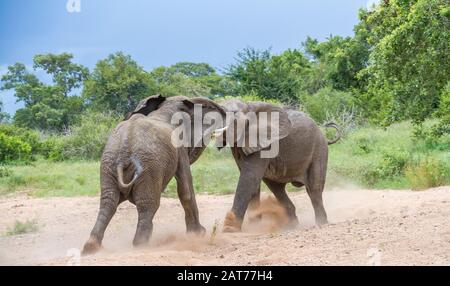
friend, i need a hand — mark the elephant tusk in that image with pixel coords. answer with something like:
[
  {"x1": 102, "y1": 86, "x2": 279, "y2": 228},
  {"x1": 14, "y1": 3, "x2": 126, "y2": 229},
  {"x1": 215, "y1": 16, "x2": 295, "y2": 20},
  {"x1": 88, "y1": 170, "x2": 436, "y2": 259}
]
[{"x1": 212, "y1": 126, "x2": 228, "y2": 138}]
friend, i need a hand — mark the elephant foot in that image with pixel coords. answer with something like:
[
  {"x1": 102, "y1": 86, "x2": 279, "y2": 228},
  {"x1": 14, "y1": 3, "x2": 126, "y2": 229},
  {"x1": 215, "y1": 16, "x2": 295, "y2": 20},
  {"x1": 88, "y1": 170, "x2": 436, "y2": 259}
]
[
  {"x1": 222, "y1": 211, "x2": 242, "y2": 233},
  {"x1": 188, "y1": 224, "x2": 206, "y2": 236},
  {"x1": 82, "y1": 237, "x2": 101, "y2": 256},
  {"x1": 316, "y1": 216, "x2": 328, "y2": 226},
  {"x1": 133, "y1": 234, "x2": 150, "y2": 247}
]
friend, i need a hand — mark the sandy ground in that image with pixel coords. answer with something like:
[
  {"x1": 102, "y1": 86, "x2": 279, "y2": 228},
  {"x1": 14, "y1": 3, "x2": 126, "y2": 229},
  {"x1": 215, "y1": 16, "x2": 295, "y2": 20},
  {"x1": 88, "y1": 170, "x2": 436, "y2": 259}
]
[{"x1": 0, "y1": 186, "x2": 449, "y2": 266}]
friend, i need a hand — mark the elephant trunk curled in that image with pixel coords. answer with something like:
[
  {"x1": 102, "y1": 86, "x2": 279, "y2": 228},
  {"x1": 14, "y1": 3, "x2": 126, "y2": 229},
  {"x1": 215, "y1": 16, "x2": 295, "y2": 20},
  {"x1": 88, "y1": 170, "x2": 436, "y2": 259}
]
[{"x1": 117, "y1": 155, "x2": 143, "y2": 189}]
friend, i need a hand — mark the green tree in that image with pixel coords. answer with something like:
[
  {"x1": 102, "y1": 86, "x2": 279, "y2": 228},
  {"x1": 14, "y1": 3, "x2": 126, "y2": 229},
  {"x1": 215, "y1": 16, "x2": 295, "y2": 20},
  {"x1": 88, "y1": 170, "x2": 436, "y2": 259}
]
[
  {"x1": 226, "y1": 47, "x2": 310, "y2": 103},
  {"x1": 361, "y1": 0, "x2": 450, "y2": 125},
  {"x1": 1, "y1": 54, "x2": 86, "y2": 131},
  {"x1": 0, "y1": 101, "x2": 9, "y2": 123},
  {"x1": 166, "y1": 62, "x2": 216, "y2": 78},
  {"x1": 303, "y1": 34, "x2": 369, "y2": 93},
  {"x1": 83, "y1": 52, "x2": 158, "y2": 114},
  {"x1": 33, "y1": 53, "x2": 88, "y2": 96},
  {"x1": 151, "y1": 62, "x2": 236, "y2": 98}
]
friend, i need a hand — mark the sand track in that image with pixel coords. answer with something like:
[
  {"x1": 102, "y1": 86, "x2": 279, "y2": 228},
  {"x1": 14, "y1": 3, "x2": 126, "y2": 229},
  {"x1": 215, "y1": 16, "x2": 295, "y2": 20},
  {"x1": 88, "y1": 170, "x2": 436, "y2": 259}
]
[{"x1": 0, "y1": 187, "x2": 449, "y2": 265}]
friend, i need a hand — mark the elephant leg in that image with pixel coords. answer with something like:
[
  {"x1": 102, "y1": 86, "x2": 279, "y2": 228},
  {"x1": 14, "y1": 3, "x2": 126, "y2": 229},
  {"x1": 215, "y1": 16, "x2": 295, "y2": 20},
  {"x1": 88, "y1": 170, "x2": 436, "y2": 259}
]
[
  {"x1": 305, "y1": 162, "x2": 328, "y2": 226},
  {"x1": 132, "y1": 176, "x2": 161, "y2": 246},
  {"x1": 223, "y1": 154, "x2": 269, "y2": 233},
  {"x1": 263, "y1": 179, "x2": 299, "y2": 227},
  {"x1": 82, "y1": 177, "x2": 120, "y2": 255},
  {"x1": 248, "y1": 184, "x2": 262, "y2": 222},
  {"x1": 175, "y1": 152, "x2": 205, "y2": 234}
]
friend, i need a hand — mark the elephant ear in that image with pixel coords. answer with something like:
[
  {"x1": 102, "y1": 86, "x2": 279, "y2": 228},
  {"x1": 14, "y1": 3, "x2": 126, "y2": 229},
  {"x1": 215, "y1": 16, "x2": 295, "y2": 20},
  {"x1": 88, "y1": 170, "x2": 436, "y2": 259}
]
[
  {"x1": 125, "y1": 94, "x2": 166, "y2": 120},
  {"x1": 240, "y1": 102, "x2": 292, "y2": 156}
]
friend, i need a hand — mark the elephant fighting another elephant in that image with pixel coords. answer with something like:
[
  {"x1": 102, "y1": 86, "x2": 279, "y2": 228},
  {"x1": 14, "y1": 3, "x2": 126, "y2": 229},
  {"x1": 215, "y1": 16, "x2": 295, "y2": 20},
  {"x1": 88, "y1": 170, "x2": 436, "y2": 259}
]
[
  {"x1": 215, "y1": 99, "x2": 340, "y2": 232},
  {"x1": 82, "y1": 95, "x2": 340, "y2": 254}
]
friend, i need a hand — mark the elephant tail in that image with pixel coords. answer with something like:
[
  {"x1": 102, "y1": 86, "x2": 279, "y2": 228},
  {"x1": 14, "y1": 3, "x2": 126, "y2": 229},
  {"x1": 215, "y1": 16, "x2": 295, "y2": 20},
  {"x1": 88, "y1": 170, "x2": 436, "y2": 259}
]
[
  {"x1": 324, "y1": 122, "x2": 342, "y2": 145},
  {"x1": 117, "y1": 155, "x2": 143, "y2": 189}
]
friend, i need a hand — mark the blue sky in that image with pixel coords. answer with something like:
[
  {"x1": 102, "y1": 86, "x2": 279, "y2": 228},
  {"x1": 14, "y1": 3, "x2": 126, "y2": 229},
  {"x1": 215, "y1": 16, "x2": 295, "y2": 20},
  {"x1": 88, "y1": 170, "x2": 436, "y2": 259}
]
[{"x1": 0, "y1": 0, "x2": 371, "y2": 114}]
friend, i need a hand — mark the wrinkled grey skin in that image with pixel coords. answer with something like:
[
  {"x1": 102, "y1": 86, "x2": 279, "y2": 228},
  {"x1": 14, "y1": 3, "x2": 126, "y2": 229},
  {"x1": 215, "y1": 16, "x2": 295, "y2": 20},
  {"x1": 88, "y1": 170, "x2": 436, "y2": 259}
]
[
  {"x1": 218, "y1": 99, "x2": 340, "y2": 232},
  {"x1": 82, "y1": 95, "x2": 226, "y2": 254}
]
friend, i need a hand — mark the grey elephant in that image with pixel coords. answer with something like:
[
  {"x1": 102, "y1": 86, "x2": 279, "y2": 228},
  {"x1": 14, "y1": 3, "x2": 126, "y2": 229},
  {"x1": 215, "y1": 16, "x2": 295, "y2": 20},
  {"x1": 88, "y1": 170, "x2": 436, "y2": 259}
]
[
  {"x1": 214, "y1": 99, "x2": 340, "y2": 232},
  {"x1": 82, "y1": 95, "x2": 226, "y2": 254}
]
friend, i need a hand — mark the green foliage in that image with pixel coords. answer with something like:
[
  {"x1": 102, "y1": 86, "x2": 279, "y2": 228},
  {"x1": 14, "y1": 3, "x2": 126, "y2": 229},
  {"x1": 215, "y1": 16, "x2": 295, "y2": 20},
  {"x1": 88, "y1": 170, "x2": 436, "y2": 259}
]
[
  {"x1": 361, "y1": 0, "x2": 450, "y2": 125},
  {"x1": 83, "y1": 52, "x2": 158, "y2": 115},
  {"x1": 226, "y1": 47, "x2": 310, "y2": 104},
  {"x1": 328, "y1": 120, "x2": 450, "y2": 189},
  {"x1": 0, "y1": 165, "x2": 12, "y2": 178},
  {"x1": 217, "y1": 91, "x2": 282, "y2": 105},
  {"x1": 0, "y1": 101, "x2": 10, "y2": 123},
  {"x1": 40, "y1": 136, "x2": 65, "y2": 161},
  {"x1": 151, "y1": 66, "x2": 212, "y2": 97},
  {"x1": 1, "y1": 54, "x2": 87, "y2": 131},
  {"x1": 405, "y1": 156, "x2": 450, "y2": 190},
  {"x1": 0, "y1": 132, "x2": 32, "y2": 163},
  {"x1": 299, "y1": 87, "x2": 356, "y2": 124},
  {"x1": 52, "y1": 112, "x2": 121, "y2": 160},
  {"x1": 0, "y1": 161, "x2": 101, "y2": 197},
  {"x1": 5, "y1": 219, "x2": 39, "y2": 236},
  {"x1": 166, "y1": 62, "x2": 216, "y2": 78},
  {"x1": 33, "y1": 53, "x2": 89, "y2": 96},
  {"x1": 430, "y1": 82, "x2": 450, "y2": 137},
  {"x1": 0, "y1": 124, "x2": 41, "y2": 155},
  {"x1": 303, "y1": 34, "x2": 369, "y2": 92}
]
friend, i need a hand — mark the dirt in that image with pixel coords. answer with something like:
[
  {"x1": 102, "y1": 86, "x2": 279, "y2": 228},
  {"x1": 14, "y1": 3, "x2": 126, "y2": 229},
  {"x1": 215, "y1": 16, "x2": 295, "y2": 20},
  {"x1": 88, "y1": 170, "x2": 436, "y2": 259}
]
[{"x1": 0, "y1": 186, "x2": 449, "y2": 266}]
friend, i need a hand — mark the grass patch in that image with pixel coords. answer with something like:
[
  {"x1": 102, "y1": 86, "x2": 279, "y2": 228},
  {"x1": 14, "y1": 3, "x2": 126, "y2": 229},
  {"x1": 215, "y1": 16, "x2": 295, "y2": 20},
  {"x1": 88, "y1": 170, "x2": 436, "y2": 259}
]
[
  {"x1": 0, "y1": 120, "x2": 449, "y2": 197},
  {"x1": 0, "y1": 161, "x2": 100, "y2": 197},
  {"x1": 329, "y1": 120, "x2": 450, "y2": 189},
  {"x1": 5, "y1": 219, "x2": 39, "y2": 236}
]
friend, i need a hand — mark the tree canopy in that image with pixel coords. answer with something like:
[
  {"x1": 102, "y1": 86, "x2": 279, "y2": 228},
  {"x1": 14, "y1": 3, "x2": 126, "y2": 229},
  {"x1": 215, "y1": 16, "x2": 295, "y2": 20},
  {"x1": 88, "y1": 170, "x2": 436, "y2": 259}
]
[{"x1": 1, "y1": 0, "x2": 448, "y2": 135}]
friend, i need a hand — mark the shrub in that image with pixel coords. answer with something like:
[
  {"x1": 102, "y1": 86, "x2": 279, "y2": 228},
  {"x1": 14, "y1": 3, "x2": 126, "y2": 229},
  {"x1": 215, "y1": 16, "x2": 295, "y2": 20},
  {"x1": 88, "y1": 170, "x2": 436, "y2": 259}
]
[
  {"x1": 0, "y1": 124, "x2": 42, "y2": 155},
  {"x1": 299, "y1": 87, "x2": 357, "y2": 124},
  {"x1": 40, "y1": 135, "x2": 65, "y2": 161},
  {"x1": 405, "y1": 156, "x2": 450, "y2": 190},
  {"x1": 353, "y1": 136, "x2": 375, "y2": 154},
  {"x1": 216, "y1": 91, "x2": 283, "y2": 106},
  {"x1": 378, "y1": 150, "x2": 409, "y2": 178},
  {"x1": 0, "y1": 165, "x2": 12, "y2": 177},
  {"x1": 59, "y1": 112, "x2": 121, "y2": 160},
  {"x1": 0, "y1": 133, "x2": 32, "y2": 162},
  {"x1": 359, "y1": 149, "x2": 409, "y2": 185}
]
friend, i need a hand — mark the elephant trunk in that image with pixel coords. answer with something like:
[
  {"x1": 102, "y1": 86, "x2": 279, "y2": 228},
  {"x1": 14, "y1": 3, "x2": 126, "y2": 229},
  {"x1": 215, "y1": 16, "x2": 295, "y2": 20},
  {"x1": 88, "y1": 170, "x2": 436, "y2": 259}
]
[
  {"x1": 324, "y1": 122, "x2": 342, "y2": 145},
  {"x1": 117, "y1": 155, "x2": 143, "y2": 189}
]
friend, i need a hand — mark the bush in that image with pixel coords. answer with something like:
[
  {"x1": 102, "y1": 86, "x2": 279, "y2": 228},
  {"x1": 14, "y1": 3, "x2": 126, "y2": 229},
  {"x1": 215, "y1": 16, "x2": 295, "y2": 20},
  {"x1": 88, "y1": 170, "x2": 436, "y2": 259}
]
[
  {"x1": 40, "y1": 136, "x2": 65, "y2": 161},
  {"x1": 405, "y1": 156, "x2": 450, "y2": 190},
  {"x1": 0, "y1": 133, "x2": 32, "y2": 162},
  {"x1": 56, "y1": 112, "x2": 121, "y2": 160},
  {"x1": 216, "y1": 91, "x2": 283, "y2": 106},
  {"x1": 0, "y1": 165, "x2": 12, "y2": 177},
  {"x1": 353, "y1": 135, "x2": 376, "y2": 155},
  {"x1": 0, "y1": 124, "x2": 42, "y2": 155},
  {"x1": 299, "y1": 87, "x2": 357, "y2": 124}
]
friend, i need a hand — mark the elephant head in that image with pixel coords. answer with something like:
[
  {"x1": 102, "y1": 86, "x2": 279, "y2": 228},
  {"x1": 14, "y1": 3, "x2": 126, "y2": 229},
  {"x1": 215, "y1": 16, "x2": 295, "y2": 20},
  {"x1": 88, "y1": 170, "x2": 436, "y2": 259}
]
[
  {"x1": 216, "y1": 99, "x2": 292, "y2": 158},
  {"x1": 126, "y1": 94, "x2": 227, "y2": 163}
]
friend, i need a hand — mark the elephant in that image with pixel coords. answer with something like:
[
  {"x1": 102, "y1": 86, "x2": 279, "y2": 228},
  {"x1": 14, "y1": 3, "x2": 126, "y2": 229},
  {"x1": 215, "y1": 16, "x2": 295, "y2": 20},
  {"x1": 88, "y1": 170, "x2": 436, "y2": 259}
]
[
  {"x1": 214, "y1": 99, "x2": 340, "y2": 232},
  {"x1": 82, "y1": 95, "x2": 226, "y2": 254}
]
